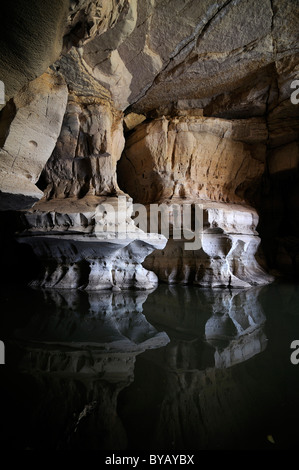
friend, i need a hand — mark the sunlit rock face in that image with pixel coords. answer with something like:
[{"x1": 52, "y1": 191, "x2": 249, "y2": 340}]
[{"x1": 118, "y1": 116, "x2": 273, "y2": 287}]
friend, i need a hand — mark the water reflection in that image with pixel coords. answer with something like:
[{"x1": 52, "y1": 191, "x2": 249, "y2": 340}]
[
  {"x1": 143, "y1": 285, "x2": 267, "y2": 369},
  {"x1": 2, "y1": 283, "x2": 299, "y2": 450},
  {"x1": 1, "y1": 288, "x2": 170, "y2": 450}
]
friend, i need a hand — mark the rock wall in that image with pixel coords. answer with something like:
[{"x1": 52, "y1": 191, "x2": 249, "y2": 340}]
[
  {"x1": 0, "y1": 72, "x2": 68, "y2": 210},
  {"x1": 118, "y1": 115, "x2": 272, "y2": 287},
  {"x1": 40, "y1": 94, "x2": 125, "y2": 199},
  {"x1": 15, "y1": 93, "x2": 166, "y2": 290},
  {"x1": 118, "y1": 115, "x2": 267, "y2": 204},
  {"x1": 0, "y1": 0, "x2": 299, "y2": 286},
  {"x1": 257, "y1": 55, "x2": 299, "y2": 277}
]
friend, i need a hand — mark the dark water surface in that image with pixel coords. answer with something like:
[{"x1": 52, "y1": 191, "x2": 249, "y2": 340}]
[{"x1": 1, "y1": 281, "x2": 299, "y2": 451}]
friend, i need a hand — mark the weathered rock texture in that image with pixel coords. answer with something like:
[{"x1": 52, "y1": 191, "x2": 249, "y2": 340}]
[
  {"x1": 17, "y1": 197, "x2": 166, "y2": 290},
  {"x1": 0, "y1": 72, "x2": 68, "y2": 210},
  {"x1": 118, "y1": 115, "x2": 272, "y2": 287},
  {"x1": 0, "y1": 0, "x2": 69, "y2": 107},
  {"x1": 0, "y1": 0, "x2": 133, "y2": 106},
  {"x1": 99, "y1": 0, "x2": 298, "y2": 116},
  {"x1": 40, "y1": 94, "x2": 125, "y2": 200},
  {"x1": 0, "y1": 0, "x2": 299, "y2": 285},
  {"x1": 142, "y1": 201, "x2": 272, "y2": 288},
  {"x1": 118, "y1": 116, "x2": 267, "y2": 204},
  {"x1": 14, "y1": 86, "x2": 166, "y2": 290}
]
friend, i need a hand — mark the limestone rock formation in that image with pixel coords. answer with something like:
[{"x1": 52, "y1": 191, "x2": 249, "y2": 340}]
[
  {"x1": 0, "y1": 72, "x2": 68, "y2": 210},
  {"x1": 1, "y1": 0, "x2": 299, "y2": 287},
  {"x1": 118, "y1": 115, "x2": 272, "y2": 287},
  {"x1": 40, "y1": 94, "x2": 125, "y2": 200},
  {"x1": 118, "y1": 115, "x2": 267, "y2": 204},
  {"x1": 16, "y1": 196, "x2": 166, "y2": 291},
  {"x1": 14, "y1": 86, "x2": 166, "y2": 290},
  {"x1": 0, "y1": 0, "x2": 69, "y2": 106},
  {"x1": 0, "y1": 0, "x2": 133, "y2": 106},
  {"x1": 142, "y1": 200, "x2": 272, "y2": 288}
]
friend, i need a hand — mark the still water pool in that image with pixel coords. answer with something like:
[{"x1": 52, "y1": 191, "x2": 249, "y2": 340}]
[{"x1": 1, "y1": 281, "x2": 299, "y2": 450}]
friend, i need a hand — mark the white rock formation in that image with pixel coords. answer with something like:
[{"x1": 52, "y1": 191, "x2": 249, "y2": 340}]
[
  {"x1": 118, "y1": 115, "x2": 267, "y2": 204},
  {"x1": 143, "y1": 200, "x2": 273, "y2": 288},
  {"x1": 1, "y1": 0, "x2": 297, "y2": 283},
  {"x1": 17, "y1": 196, "x2": 166, "y2": 290}
]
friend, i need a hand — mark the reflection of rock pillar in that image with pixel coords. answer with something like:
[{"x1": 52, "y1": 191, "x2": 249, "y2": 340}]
[
  {"x1": 8, "y1": 288, "x2": 170, "y2": 449},
  {"x1": 143, "y1": 284, "x2": 267, "y2": 369},
  {"x1": 118, "y1": 286, "x2": 268, "y2": 450},
  {"x1": 205, "y1": 313, "x2": 238, "y2": 349}
]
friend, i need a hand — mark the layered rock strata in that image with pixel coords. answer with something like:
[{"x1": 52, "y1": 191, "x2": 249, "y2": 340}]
[
  {"x1": 1, "y1": 0, "x2": 298, "y2": 286},
  {"x1": 118, "y1": 115, "x2": 273, "y2": 287},
  {"x1": 16, "y1": 93, "x2": 166, "y2": 290},
  {"x1": 118, "y1": 116, "x2": 267, "y2": 204},
  {"x1": 40, "y1": 93, "x2": 125, "y2": 199},
  {"x1": 17, "y1": 197, "x2": 166, "y2": 290},
  {"x1": 142, "y1": 200, "x2": 272, "y2": 288}
]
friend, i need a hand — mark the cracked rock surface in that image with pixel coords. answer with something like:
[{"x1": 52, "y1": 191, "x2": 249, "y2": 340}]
[{"x1": 0, "y1": 0, "x2": 298, "y2": 285}]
